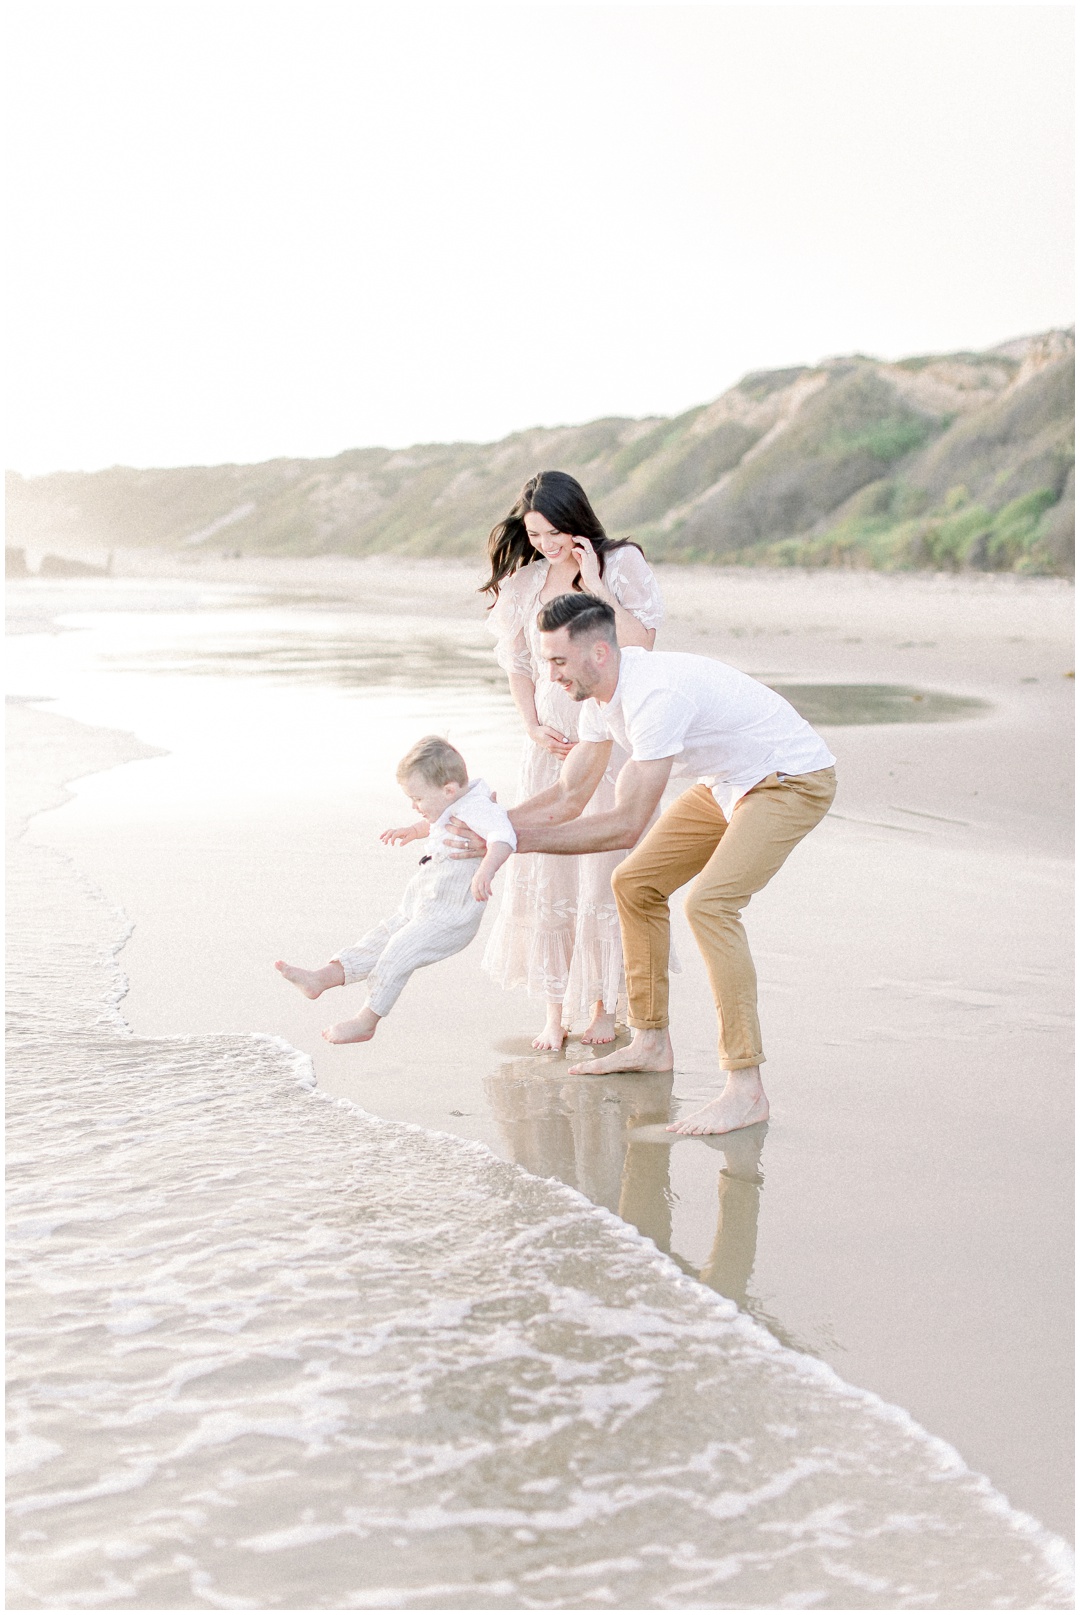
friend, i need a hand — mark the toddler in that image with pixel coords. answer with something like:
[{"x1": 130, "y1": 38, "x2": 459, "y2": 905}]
[{"x1": 275, "y1": 736, "x2": 514, "y2": 1044}]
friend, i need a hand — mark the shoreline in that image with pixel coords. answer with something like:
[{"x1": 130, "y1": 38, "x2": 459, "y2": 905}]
[
  {"x1": 9, "y1": 561, "x2": 1074, "y2": 1542},
  {"x1": 11, "y1": 538, "x2": 1078, "y2": 591},
  {"x1": 7, "y1": 697, "x2": 1075, "y2": 1605}
]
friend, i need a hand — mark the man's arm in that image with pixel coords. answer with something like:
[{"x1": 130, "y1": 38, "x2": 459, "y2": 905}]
[
  {"x1": 508, "y1": 739, "x2": 613, "y2": 834},
  {"x1": 515, "y1": 755, "x2": 674, "y2": 855}
]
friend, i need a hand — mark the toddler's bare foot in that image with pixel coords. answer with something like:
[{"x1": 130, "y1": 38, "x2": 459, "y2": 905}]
[
  {"x1": 667, "y1": 1068, "x2": 769, "y2": 1135},
  {"x1": 323, "y1": 1007, "x2": 380, "y2": 1044},
  {"x1": 533, "y1": 1005, "x2": 567, "y2": 1052},
  {"x1": 580, "y1": 1006, "x2": 617, "y2": 1044},
  {"x1": 275, "y1": 959, "x2": 345, "y2": 1000},
  {"x1": 568, "y1": 1028, "x2": 673, "y2": 1076}
]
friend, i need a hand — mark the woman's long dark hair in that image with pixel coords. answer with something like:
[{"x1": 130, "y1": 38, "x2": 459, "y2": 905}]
[{"x1": 479, "y1": 470, "x2": 641, "y2": 601}]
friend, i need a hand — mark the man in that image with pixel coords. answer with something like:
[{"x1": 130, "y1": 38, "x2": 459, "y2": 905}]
[{"x1": 461, "y1": 592, "x2": 837, "y2": 1135}]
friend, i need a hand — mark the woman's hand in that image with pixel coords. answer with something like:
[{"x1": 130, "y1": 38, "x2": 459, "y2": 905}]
[
  {"x1": 380, "y1": 821, "x2": 427, "y2": 846},
  {"x1": 528, "y1": 722, "x2": 575, "y2": 760},
  {"x1": 572, "y1": 538, "x2": 606, "y2": 597}
]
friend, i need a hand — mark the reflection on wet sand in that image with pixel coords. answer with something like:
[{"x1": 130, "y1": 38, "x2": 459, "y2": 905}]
[
  {"x1": 485, "y1": 1052, "x2": 813, "y2": 1354},
  {"x1": 103, "y1": 630, "x2": 505, "y2": 689},
  {"x1": 59, "y1": 588, "x2": 992, "y2": 722},
  {"x1": 694, "y1": 1123, "x2": 762, "y2": 1306},
  {"x1": 483, "y1": 1053, "x2": 674, "y2": 1242}
]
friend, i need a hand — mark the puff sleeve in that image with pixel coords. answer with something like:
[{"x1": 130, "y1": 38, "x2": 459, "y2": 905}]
[
  {"x1": 607, "y1": 545, "x2": 665, "y2": 631},
  {"x1": 486, "y1": 569, "x2": 537, "y2": 678}
]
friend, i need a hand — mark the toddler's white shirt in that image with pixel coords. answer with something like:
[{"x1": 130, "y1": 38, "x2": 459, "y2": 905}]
[
  {"x1": 577, "y1": 647, "x2": 835, "y2": 819},
  {"x1": 426, "y1": 778, "x2": 516, "y2": 859}
]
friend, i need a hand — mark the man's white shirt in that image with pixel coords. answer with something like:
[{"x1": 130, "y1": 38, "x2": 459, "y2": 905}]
[{"x1": 577, "y1": 647, "x2": 835, "y2": 819}]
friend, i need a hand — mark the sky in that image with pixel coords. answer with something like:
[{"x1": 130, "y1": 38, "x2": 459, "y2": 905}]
[{"x1": 6, "y1": 2, "x2": 1074, "y2": 474}]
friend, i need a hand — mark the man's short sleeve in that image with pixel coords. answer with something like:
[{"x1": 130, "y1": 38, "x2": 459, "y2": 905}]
[
  {"x1": 577, "y1": 700, "x2": 611, "y2": 743},
  {"x1": 625, "y1": 688, "x2": 694, "y2": 761}
]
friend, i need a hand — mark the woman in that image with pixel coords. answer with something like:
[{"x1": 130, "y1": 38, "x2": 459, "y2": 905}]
[{"x1": 480, "y1": 469, "x2": 664, "y2": 1049}]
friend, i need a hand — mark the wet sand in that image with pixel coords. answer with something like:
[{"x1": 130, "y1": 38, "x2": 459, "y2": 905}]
[{"x1": 12, "y1": 557, "x2": 1073, "y2": 1542}]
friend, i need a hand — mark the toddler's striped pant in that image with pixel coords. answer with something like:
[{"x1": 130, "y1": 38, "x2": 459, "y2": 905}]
[{"x1": 332, "y1": 856, "x2": 485, "y2": 1018}]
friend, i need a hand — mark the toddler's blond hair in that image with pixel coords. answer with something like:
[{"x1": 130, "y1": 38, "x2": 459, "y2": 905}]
[{"x1": 396, "y1": 735, "x2": 468, "y2": 789}]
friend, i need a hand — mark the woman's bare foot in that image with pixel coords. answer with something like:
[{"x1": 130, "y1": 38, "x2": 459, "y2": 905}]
[
  {"x1": 568, "y1": 1028, "x2": 673, "y2": 1076},
  {"x1": 322, "y1": 1007, "x2": 380, "y2": 1044},
  {"x1": 533, "y1": 1003, "x2": 567, "y2": 1051},
  {"x1": 580, "y1": 1004, "x2": 617, "y2": 1044},
  {"x1": 667, "y1": 1067, "x2": 769, "y2": 1135},
  {"x1": 275, "y1": 959, "x2": 345, "y2": 1000}
]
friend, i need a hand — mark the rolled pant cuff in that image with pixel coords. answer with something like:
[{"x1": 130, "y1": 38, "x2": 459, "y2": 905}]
[
  {"x1": 628, "y1": 1019, "x2": 669, "y2": 1031},
  {"x1": 720, "y1": 1054, "x2": 766, "y2": 1071},
  {"x1": 330, "y1": 953, "x2": 365, "y2": 988}
]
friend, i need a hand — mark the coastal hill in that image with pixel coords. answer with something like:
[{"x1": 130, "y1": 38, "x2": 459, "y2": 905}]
[{"x1": 7, "y1": 329, "x2": 1073, "y2": 575}]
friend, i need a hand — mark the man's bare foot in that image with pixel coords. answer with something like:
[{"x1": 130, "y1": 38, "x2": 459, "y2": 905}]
[
  {"x1": 667, "y1": 1067, "x2": 769, "y2": 1136},
  {"x1": 275, "y1": 959, "x2": 345, "y2": 1000},
  {"x1": 322, "y1": 1007, "x2": 380, "y2": 1044},
  {"x1": 580, "y1": 1004, "x2": 617, "y2": 1044},
  {"x1": 567, "y1": 1028, "x2": 673, "y2": 1076},
  {"x1": 533, "y1": 1004, "x2": 567, "y2": 1052}
]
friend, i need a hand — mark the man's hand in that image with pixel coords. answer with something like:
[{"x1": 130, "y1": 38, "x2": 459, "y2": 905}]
[
  {"x1": 380, "y1": 821, "x2": 428, "y2": 846},
  {"x1": 445, "y1": 816, "x2": 486, "y2": 857},
  {"x1": 445, "y1": 742, "x2": 615, "y2": 860}
]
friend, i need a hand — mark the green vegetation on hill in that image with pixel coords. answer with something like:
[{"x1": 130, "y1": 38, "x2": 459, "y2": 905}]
[
  {"x1": 7, "y1": 330, "x2": 1074, "y2": 575},
  {"x1": 739, "y1": 350, "x2": 1075, "y2": 575}
]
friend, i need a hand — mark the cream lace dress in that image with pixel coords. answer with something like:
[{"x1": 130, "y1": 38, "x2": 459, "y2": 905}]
[{"x1": 481, "y1": 546, "x2": 665, "y2": 1028}]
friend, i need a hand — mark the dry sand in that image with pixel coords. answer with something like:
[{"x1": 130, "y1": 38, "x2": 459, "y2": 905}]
[{"x1": 13, "y1": 554, "x2": 1074, "y2": 1540}]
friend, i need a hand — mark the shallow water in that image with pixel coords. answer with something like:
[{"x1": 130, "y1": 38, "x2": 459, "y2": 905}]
[
  {"x1": 766, "y1": 684, "x2": 989, "y2": 726},
  {"x1": 7, "y1": 575, "x2": 995, "y2": 718},
  {"x1": 7, "y1": 751, "x2": 1072, "y2": 1609}
]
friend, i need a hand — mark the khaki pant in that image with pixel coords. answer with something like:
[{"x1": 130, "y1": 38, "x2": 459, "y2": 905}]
[{"x1": 611, "y1": 768, "x2": 837, "y2": 1069}]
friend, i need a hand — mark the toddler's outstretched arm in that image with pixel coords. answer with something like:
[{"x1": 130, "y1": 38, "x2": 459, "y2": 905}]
[
  {"x1": 471, "y1": 840, "x2": 512, "y2": 902},
  {"x1": 380, "y1": 820, "x2": 430, "y2": 846}
]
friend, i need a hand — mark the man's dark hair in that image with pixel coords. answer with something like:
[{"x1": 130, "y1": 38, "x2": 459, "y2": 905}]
[{"x1": 536, "y1": 592, "x2": 617, "y2": 644}]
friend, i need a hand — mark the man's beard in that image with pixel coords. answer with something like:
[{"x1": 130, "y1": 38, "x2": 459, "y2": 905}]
[{"x1": 564, "y1": 664, "x2": 602, "y2": 702}]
